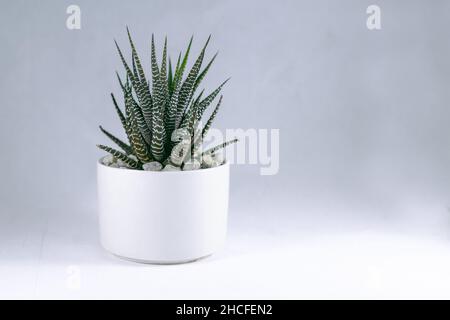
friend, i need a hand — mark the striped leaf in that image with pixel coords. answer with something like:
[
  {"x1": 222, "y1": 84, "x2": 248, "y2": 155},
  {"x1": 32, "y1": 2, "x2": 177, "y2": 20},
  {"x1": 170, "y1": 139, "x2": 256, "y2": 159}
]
[
  {"x1": 150, "y1": 34, "x2": 160, "y2": 82},
  {"x1": 196, "y1": 78, "x2": 229, "y2": 121},
  {"x1": 150, "y1": 35, "x2": 167, "y2": 160},
  {"x1": 139, "y1": 81, "x2": 153, "y2": 136},
  {"x1": 188, "y1": 99, "x2": 201, "y2": 134},
  {"x1": 168, "y1": 58, "x2": 173, "y2": 96},
  {"x1": 97, "y1": 144, "x2": 140, "y2": 168},
  {"x1": 125, "y1": 90, "x2": 152, "y2": 163},
  {"x1": 164, "y1": 78, "x2": 181, "y2": 142},
  {"x1": 126, "y1": 27, "x2": 147, "y2": 84},
  {"x1": 179, "y1": 89, "x2": 204, "y2": 129},
  {"x1": 174, "y1": 52, "x2": 182, "y2": 75},
  {"x1": 111, "y1": 90, "x2": 135, "y2": 148},
  {"x1": 99, "y1": 126, "x2": 133, "y2": 155},
  {"x1": 171, "y1": 52, "x2": 182, "y2": 92},
  {"x1": 193, "y1": 52, "x2": 218, "y2": 94},
  {"x1": 132, "y1": 51, "x2": 139, "y2": 80},
  {"x1": 150, "y1": 112, "x2": 166, "y2": 161},
  {"x1": 175, "y1": 36, "x2": 210, "y2": 129},
  {"x1": 131, "y1": 97, "x2": 152, "y2": 145},
  {"x1": 202, "y1": 95, "x2": 222, "y2": 138},
  {"x1": 166, "y1": 41, "x2": 191, "y2": 134},
  {"x1": 169, "y1": 53, "x2": 181, "y2": 95},
  {"x1": 202, "y1": 138, "x2": 238, "y2": 156},
  {"x1": 127, "y1": 29, "x2": 154, "y2": 135},
  {"x1": 116, "y1": 71, "x2": 126, "y2": 91},
  {"x1": 115, "y1": 40, "x2": 153, "y2": 136},
  {"x1": 110, "y1": 93, "x2": 127, "y2": 130},
  {"x1": 165, "y1": 52, "x2": 186, "y2": 139},
  {"x1": 173, "y1": 37, "x2": 193, "y2": 87},
  {"x1": 160, "y1": 37, "x2": 169, "y2": 110}
]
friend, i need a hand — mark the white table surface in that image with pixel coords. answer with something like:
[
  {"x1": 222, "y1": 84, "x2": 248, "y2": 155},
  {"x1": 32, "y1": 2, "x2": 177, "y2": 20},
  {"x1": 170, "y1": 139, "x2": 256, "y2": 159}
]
[{"x1": 2, "y1": 204, "x2": 450, "y2": 300}]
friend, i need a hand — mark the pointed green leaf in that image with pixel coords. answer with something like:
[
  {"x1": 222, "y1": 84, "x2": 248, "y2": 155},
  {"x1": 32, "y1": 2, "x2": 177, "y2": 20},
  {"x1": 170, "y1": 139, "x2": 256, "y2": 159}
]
[
  {"x1": 151, "y1": 34, "x2": 160, "y2": 81},
  {"x1": 131, "y1": 97, "x2": 152, "y2": 145},
  {"x1": 115, "y1": 39, "x2": 153, "y2": 135},
  {"x1": 202, "y1": 138, "x2": 238, "y2": 156},
  {"x1": 168, "y1": 58, "x2": 173, "y2": 95},
  {"x1": 173, "y1": 36, "x2": 193, "y2": 86},
  {"x1": 193, "y1": 52, "x2": 218, "y2": 93},
  {"x1": 202, "y1": 95, "x2": 222, "y2": 138},
  {"x1": 115, "y1": 40, "x2": 137, "y2": 84},
  {"x1": 116, "y1": 72, "x2": 125, "y2": 90},
  {"x1": 175, "y1": 36, "x2": 210, "y2": 128},
  {"x1": 111, "y1": 92, "x2": 134, "y2": 146},
  {"x1": 174, "y1": 52, "x2": 181, "y2": 78},
  {"x1": 196, "y1": 78, "x2": 229, "y2": 121},
  {"x1": 99, "y1": 126, "x2": 133, "y2": 155},
  {"x1": 127, "y1": 27, "x2": 147, "y2": 84},
  {"x1": 110, "y1": 93, "x2": 126, "y2": 128},
  {"x1": 132, "y1": 51, "x2": 139, "y2": 80},
  {"x1": 164, "y1": 75, "x2": 182, "y2": 141},
  {"x1": 97, "y1": 144, "x2": 140, "y2": 168},
  {"x1": 150, "y1": 35, "x2": 167, "y2": 160},
  {"x1": 125, "y1": 89, "x2": 152, "y2": 163},
  {"x1": 160, "y1": 37, "x2": 169, "y2": 112},
  {"x1": 179, "y1": 89, "x2": 204, "y2": 129}
]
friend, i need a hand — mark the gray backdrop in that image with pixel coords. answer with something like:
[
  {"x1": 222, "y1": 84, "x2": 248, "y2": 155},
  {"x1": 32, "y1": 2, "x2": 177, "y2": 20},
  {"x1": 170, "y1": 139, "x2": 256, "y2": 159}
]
[{"x1": 1, "y1": 0, "x2": 450, "y2": 243}]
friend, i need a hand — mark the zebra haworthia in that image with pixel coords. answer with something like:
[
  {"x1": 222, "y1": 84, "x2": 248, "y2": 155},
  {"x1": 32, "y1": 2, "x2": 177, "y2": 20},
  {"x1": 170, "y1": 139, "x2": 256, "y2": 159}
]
[
  {"x1": 97, "y1": 144, "x2": 139, "y2": 168},
  {"x1": 99, "y1": 125, "x2": 133, "y2": 155},
  {"x1": 150, "y1": 34, "x2": 167, "y2": 161},
  {"x1": 98, "y1": 32, "x2": 237, "y2": 170}
]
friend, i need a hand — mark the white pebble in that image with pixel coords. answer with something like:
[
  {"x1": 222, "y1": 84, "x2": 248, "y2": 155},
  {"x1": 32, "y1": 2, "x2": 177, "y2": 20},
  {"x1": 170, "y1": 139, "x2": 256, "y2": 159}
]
[
  {"x1": 170, "y1": 141, "x2": 191, "y2": 166},
  {"x1": 128, "y1": 154, "x2": 138, "y2": 162},
  {"x1": 182, "y1": 159, "x2": 201, "y2": 171},
  {"x1": 201, "y1": 154, "x2": 214, "y2": 168},
  {"x1": 162, "y1": 164, "x2": 181, "y2": 171},
  {"x1": 212, "y1": 152, "x2": 224, "y2": 165},
  {"x1": 171, "y1": 128, "x2": 190, "y2": 143},
  {"x1": 102, "y1": 155, "x2": 115, "y2": 165},
  {"x1": 143, "y1": 161, "x2": 163, "y2": 171},
  {"x1": 210, "y1": 160, "x2": 222, "y2": 168},
  {"x1": 116, "y1": 159, "x2": 130, "y2": 168}
]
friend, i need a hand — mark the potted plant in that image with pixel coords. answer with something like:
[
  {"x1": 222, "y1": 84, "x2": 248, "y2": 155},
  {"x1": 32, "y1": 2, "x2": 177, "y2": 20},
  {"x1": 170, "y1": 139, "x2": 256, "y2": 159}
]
[{"x1": 97, "y1": 29, "x2": 237, "y2": 264}]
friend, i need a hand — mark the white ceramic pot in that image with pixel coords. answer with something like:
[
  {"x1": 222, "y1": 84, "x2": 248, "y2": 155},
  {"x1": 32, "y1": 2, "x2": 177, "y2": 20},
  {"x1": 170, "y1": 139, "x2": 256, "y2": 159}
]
[{"x1": 97, "y1": 158, "x2": 230, "y2": 264}]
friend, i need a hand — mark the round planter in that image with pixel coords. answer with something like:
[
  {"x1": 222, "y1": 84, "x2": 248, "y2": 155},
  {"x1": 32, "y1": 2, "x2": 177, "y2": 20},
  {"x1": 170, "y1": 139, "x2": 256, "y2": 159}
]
[{"x1": 97, "y1": 158, "x2": 230, "y2": 264}]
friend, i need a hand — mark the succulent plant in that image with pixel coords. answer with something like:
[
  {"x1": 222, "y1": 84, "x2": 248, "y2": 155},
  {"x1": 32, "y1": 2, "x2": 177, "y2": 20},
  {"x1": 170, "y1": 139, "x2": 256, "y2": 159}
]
[{"x1": 97, "y1": 29, "x2": 237, "y2": 171}]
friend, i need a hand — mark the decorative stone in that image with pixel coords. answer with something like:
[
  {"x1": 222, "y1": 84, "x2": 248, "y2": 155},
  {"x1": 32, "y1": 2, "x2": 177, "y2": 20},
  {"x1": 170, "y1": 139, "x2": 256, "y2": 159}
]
[
  {"x1": 162, "y1": 164, "x2": 181, "y2": 171},
  {"x1": 170, "y1": 141, "x2": 191, "y2": 166},
  {"x1": 102, "y1": 155, "x2": 115, "y2": 166},
  {"x1": 171, "y1": 128, "x2": 190, "y2": 143},
  {"x1": 211, "y1": 160, "x2": 222, "y2": 168},
  {"x1": 128, "y1": 154, "x2": 138, "y2": 162},
  {"x1": 143, "y1": 161, "x2": 163, "y2": 171},
  {"x1": 211, "y1": 152, "x2": 224, "y2": 165},
  {"x1": 201, "y1": 154, "x2": 214, "y2": 168},
  {"x1": 182, "y1": 159, "x2": 201, "y2": 171},
  {"x1": 116, "y1": 159, "x2": 130, "y2": 168}
]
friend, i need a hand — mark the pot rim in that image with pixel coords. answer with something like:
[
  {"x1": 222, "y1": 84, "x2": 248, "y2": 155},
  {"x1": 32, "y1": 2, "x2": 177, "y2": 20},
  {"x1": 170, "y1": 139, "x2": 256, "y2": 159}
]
[{"x1": 97, "y1": 156, "x2": 229, "y2": 174}]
